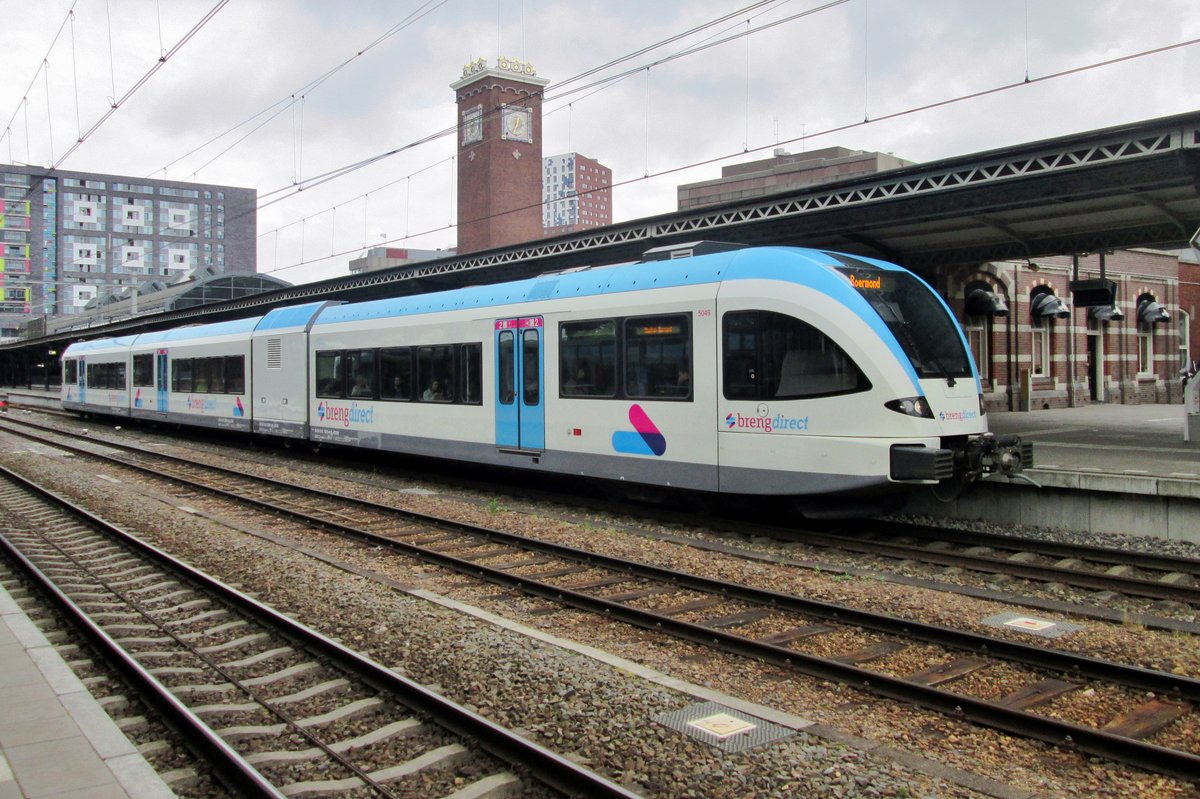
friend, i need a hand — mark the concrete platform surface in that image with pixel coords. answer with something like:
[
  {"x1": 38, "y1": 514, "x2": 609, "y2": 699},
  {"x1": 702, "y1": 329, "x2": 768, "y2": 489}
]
[
  {"x1": 0, "y1": 584, "x2": 175, "y2": 799},
  {"x1": 988, "y1": 403, "x2": 1198, "y2": 481}
]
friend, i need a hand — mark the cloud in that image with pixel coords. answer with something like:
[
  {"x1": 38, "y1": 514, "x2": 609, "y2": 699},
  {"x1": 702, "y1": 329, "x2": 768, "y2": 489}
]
[{"x1": 2, "y1": 0, "x2": 1197, "y2": 285}]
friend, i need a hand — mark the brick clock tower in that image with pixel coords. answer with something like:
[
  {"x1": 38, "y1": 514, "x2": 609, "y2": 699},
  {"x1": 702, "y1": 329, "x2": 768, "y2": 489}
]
[{"x1": 451, "y1": 57, "x2": 549, "y2": 253}]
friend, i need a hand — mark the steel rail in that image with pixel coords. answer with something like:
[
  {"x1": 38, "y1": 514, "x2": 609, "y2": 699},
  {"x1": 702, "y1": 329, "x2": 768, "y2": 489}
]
[
  {"x1": 127, "y1": 457, "x2": 1200, "y2": 779},
  {"x1": 10, "y1": 424, "x2": 1199, "y2": 779},
  {"x1": 0, "y1": 462, "x2": 641, "y2": 799},
  {"x1": 5, "y1": 415, "x2": 1197, "y2": 608},
  {"x1": 778, "y1": 528, "x2": 1200, "y2": 605},
  {"x1": 867, "y1": 518, "x2": 1200, "y2": 576},
  {"x1": 5, "y1": 418, "x2": 1198, "y2": 699},
  {"x1": 0, "y1": 467, "x2": 287, "y2": 799}
]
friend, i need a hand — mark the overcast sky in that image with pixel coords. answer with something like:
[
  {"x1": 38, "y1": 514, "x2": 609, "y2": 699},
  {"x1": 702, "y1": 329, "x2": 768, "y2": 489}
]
[{"x1": 2, "y1": 0, "x2": 1197, "y2": 285}]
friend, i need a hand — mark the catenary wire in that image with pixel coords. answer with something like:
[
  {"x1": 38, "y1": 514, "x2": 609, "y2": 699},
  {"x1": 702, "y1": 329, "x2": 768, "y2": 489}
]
[{"x1": 248, "y1": 34, "x2": 1200, "y2": 278}]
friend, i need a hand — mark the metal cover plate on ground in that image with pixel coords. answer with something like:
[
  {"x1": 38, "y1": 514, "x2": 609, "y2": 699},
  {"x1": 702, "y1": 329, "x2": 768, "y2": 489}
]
[
  {"x1": 982, "y1": 611, "x2": 1083, "y2": 638},
  {"x1": 654, "y1": 701, "x2": 796, "y2": 753}
]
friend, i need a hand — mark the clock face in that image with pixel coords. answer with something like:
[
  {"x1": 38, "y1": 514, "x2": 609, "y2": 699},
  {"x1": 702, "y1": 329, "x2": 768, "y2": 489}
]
[
  {"x1": 461, "y1": 105, "x2": 482, "y2": 146},
  {"x1": 501, "y1": 105, "x2": 532, "y2": 143}
]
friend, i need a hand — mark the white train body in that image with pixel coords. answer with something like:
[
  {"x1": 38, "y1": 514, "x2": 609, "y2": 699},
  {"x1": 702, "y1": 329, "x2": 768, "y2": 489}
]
[{"x1": 61, "y1": 246, "x2": 1028, "y2": 511}]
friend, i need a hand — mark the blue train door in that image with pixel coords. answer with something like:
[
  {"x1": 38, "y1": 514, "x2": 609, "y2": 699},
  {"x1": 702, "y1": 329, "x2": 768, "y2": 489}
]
[
  {"x1": 156, "y1": 350, "x2": 168, "y2": 411},
  {"x1": 494, "y1": 316, "x2": 544, "y2": 452}
]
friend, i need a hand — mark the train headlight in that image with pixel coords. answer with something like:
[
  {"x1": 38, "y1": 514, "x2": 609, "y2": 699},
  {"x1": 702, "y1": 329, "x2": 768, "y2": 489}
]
[{"x1": 885, "y1": 396, "x2": 933, "y2": 419}]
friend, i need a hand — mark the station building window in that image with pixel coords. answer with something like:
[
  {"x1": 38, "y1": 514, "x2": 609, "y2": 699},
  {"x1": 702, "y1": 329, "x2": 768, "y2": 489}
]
[
  {"x1": 1029, "y1": 288, "x2": 1069, "y2": 379},
  {"x1": 1136, "y1": 293, "x2": 1170, "y2": 375},
  {"x1": 963, "y1": 281, "x2": 1008, "y2": 384},
  {"x1": 1031, "y1": 320, "x2": 1050, "y2": 378}
]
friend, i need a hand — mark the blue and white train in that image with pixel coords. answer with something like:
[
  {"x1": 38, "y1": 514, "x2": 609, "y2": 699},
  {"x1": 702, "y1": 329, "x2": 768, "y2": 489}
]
[{"x1": 61, "y1": 244, "x2": 1030, "y2": 514}]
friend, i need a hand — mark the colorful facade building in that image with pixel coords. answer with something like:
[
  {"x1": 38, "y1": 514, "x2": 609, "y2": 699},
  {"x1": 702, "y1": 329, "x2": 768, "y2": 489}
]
[
  {"x1": 0, "y1": 165, "x2": 255, "y2": 340},
  {"x1": 543, "y1": 152, "x2": 612, "y2": 236}
]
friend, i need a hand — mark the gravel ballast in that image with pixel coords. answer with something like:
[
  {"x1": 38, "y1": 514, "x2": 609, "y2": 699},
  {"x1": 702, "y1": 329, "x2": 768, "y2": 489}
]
[{"x1": 3, "y1": 420, "x2": 1198, "y2": 798}]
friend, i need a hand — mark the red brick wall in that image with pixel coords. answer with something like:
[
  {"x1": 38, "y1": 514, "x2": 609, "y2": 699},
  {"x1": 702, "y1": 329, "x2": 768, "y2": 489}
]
[
  {"x1": 455, "y1": 74, "x2": 545, "y2": 253},
  {"x1": 934, "y1": 249, "x2": 1185, "y2": 410},
  {"x1": 1181, "y1": 259, "x2": 1200, "y2": 374}
]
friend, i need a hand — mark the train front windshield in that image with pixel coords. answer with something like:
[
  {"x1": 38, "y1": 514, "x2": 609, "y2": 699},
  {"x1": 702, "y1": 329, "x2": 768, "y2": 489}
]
[{"x1": 836, "y1": 267, "x2": 972, "y2": 380}]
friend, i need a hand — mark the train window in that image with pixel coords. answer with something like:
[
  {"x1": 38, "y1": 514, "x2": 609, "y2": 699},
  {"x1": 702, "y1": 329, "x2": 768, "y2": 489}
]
[
  {"x1": 418, "y1": 345, "x2": 454, "y2": 402},
  {"x1": 133, "y1": 354, "x2": 153, "y2": 387},
  {"x1": 225, "y1": 356, "x2": 245, "y2": 394},
  {"x1": 208, "y1": 357, "x2": 227, "y2": 393},
  {"x1": 379, "y1": 348, "x2": 412, "y2": 401},
  {"x1": 560, "y1": 320, "x2": 616, "y2": 397},
  {"x1": 345, "y1": 350, "x2": 376, "y2": 399},
  {"x1": 193, "y1": 359, "x2": 211, "y2": 393},
  {"x1": 172, "y1": 358, "x2": 192, "y2": 393},
  {"x1": 722, "y1": 311, "x2": 869, "y2": 400},
  {"x1": 64, "y1": 360, "x2": 78, "y2": 385},
  {"x1": 498, "y1": 332, "x2": 515, "y2": 405},
  {"x1": 522, "y1": 330, "x2": 540, "y2": 405},
  {"x1": 835, "y1": 267, "x2": 971, "y2": 380},
  {"x1": 624, "y1": 315, "x2": 691, "y2": 400},
  {"x1": 460, "y1": 343, "x2": 482, "y2": 405},
  {"x1": 315, "y1": 351, "x2": 343, "y2": 398},
  {"x1": 86, "y1": 362, "x2": 126, "y2": 390}
]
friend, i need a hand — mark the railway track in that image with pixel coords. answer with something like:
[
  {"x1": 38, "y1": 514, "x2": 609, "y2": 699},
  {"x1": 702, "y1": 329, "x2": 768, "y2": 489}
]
[
  {"x1": 5, "y1": 413, "x2": 1199, "y2": 609},
  {"x1": 0, "y1": 463, "x2": 638, "y2": 799},
  {"x1": 714, "y1": 518, "x2": 1200, "y2": 607},
  {"x1": 3, "y1": 417, "x2": 1199, "y2": 780}
]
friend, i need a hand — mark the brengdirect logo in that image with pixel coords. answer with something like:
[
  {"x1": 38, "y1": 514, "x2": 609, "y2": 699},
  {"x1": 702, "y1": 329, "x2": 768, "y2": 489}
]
[
  {"x1": 938, "y1": 409, "x2": 978, "y2": 422},
  {"x1": 317, "y1": 400, "x2": 375, "y2": 428},
  {"x1": 725, "y1": 412, "x2": 810, "y2": 433},
  {"x1": 187, "y1": 396, "x2": 217, "y2": 411}
]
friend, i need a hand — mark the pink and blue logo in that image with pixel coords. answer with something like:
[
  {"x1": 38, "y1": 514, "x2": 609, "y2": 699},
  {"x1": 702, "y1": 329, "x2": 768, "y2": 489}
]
[
  {"x1": 233, "y1": 397, "x2": 245, "y2": 417},
  {"x1": 134, "y1": 388, "x2": 143, "y2": 408},
  {"x1": 612, "y1": 404, "x2": 666, "y2": 456}
]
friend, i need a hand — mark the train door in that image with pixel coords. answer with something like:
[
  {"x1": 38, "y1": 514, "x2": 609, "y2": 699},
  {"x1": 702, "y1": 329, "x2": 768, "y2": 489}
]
[
  {"x1": 156, "y1": 350, "x2": 169, "y2": 411},
  {"x1": 78, "y1": 357, "x2": 86, "y2": 404},
  {"x1": 494, "y1": 316, "x2": 545, "y2": 452}
]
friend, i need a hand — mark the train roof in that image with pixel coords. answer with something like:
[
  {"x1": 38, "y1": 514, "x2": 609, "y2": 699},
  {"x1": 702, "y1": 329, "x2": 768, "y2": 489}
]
[
  {"x1": 61, "y1": 335, "x2": 140, "y2": 354},
  {"x1": 310, "y1": 246, "x2": 902, "y2": 326},
  {"x1": 130, "y1": 316, "x2": 263, "y2": 346},
  {"x1": 255, "y1": 301, "x2": 337, "y2": 333}
]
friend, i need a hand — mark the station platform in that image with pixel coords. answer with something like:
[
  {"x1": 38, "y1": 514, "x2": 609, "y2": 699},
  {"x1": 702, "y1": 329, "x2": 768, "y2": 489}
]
[
  {"x1": 0, "y1": 583, "x2": 175, "y2": 799},
  {"x1": 911, "y1": 402, "x2": 1199, "y2": 543},
  {"x1": 988, "y1": 402, "x2": 1198, "y2": 482}
]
